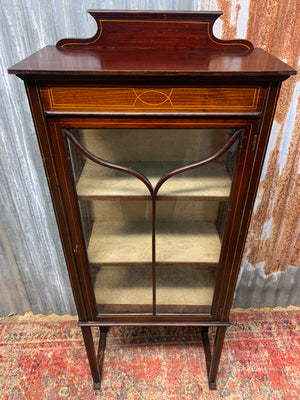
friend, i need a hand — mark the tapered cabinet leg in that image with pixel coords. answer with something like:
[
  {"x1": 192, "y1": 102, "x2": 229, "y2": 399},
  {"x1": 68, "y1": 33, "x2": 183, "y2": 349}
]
[
  {"x1": 201, "y1": 326, "x2": 227, "y2": 390},
  {"x1": 81, "y1": 326, "x2": 101, "y2": 390},
  {"x1": 97, "y1": 327, "x2": 108, "y2": 381}
]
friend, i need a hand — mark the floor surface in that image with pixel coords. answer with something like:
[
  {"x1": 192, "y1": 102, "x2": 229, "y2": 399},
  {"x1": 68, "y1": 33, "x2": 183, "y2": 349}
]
[{"x1": 0, "y1": 308, "x2": 299, "y2": 399}]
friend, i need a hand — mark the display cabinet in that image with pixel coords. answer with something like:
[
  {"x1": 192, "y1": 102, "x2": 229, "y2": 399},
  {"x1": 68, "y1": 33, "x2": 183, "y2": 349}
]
[{"x1": 9, "y1": 10, "x2": 296, "y2": 390}]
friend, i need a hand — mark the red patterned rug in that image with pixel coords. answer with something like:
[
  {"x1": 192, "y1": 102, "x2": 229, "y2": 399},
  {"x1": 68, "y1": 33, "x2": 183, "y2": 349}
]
[{"x1": 1, "y1": 308, "x2": 299, "y2": 399}]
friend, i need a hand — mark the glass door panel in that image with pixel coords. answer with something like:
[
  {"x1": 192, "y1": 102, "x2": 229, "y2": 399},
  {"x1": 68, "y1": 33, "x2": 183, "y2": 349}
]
[
  {"x1": 66, "y1": 129, "x2": 153, "y2": 314},
  {"x1": 155, "y1": 129, "x2": 242, "y2": 314},
  {"x1": 155, "y1": 200, "x2": 221, "y2": 314},
  {"x1": 64, "y1": 127, "x2": 243, "y2": 315}
]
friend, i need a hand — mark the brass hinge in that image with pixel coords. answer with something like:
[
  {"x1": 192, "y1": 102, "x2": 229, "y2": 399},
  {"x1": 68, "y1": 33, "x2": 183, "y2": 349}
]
[{"x1": 252, "y1": 134, "x2": 258, "y2": 152}]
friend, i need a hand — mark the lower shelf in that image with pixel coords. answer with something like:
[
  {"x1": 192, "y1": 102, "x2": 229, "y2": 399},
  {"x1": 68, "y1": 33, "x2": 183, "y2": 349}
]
[
  {"x1": 87, "y1": 220, "x2": 221, "y2": 265},
  {"x1": 91, "y1": 264, "x2": 216, "y2": 314}
]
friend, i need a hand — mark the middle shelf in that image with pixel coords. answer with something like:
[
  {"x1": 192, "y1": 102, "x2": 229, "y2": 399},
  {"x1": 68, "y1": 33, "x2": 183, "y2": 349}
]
[
  {"x1": 87, "y1": 220, "x2": 221, "y2": 266},
  {"x1": 76, "y1": 160, "x2": 232, "y2": 200}
]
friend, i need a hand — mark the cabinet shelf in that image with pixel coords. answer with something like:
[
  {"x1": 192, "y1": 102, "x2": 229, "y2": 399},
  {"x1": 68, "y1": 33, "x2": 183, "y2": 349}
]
[
  {"x1": 77, "y1": 161, "x2": 232, "y2": 200},
  {"x1": 93, "y1": 265, "x2": 216, "y2": 309},
  {"x1": 87, "y1": 220, "x2": 221, "y2": 266}
]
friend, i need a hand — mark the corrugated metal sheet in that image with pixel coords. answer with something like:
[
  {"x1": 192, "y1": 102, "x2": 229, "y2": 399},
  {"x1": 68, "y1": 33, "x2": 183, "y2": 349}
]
[
  {"x1": 224, "y1": 0, "x2": 300, "y2": 307},
  {"x1": 0, "y1": 0, "x2": 298, "y2": 316}
]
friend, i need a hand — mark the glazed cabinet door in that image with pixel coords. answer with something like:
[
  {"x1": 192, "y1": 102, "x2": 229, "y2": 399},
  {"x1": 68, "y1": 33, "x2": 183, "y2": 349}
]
[{"x1": 49, "y1": 118, "x2": 256, "y2": 320}]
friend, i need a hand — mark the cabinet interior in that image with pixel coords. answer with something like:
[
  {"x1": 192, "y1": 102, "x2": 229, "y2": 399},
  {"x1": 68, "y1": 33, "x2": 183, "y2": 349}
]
[{"x1": 67, "y1": 127, "x2": 239, "y2": 314}]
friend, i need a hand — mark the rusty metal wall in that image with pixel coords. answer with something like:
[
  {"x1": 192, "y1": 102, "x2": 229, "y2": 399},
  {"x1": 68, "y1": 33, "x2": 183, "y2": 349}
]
[
  {"x1": 213, "y1": 0, "x2": 300, "y2": 307},
  {"x1": 0, "y1": 0, "x2": 299, "y2": 316}
]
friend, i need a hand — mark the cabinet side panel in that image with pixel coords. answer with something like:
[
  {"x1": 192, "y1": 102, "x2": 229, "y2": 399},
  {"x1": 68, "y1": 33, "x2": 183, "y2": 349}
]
[
  {"x1": 214, "y1": 83, "x2": 283, "y2": 320},
  {"x1": 25, "y1": 81, "x2": 89, "y2": 321}
]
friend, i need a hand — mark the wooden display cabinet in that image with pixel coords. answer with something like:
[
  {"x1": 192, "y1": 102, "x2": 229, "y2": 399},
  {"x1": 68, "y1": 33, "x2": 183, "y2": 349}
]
[{"x1": 9, "y1": 11, "x2": 296, "y2": 391}]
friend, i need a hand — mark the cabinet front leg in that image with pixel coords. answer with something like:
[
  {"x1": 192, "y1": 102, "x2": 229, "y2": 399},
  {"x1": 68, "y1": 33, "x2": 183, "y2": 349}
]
[
  {"x1": 202, "y1": 326, "x2": 227, "y2": 390},
  {"x1": 209, "y1": 326, "x2": 227, "y2": 390},
  {"x1": 81, "y1": 326, "x2": 101, "y2": 390},
  {"x1": 97, "y1": 326, "x2": 108, "y2": 384}
]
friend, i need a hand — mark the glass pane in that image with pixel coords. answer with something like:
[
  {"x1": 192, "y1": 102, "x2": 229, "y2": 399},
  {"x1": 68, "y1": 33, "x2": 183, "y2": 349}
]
[
  {"x1": 155, "y1": 129, "x2": 241, "y2": 314},
  {"x1": 155, "y1": 200, "x2": 220, "y2": 314},
  {"x1": 155, "y1": 266, "x2": 216, "y2": 314},
  {"x1": 156, "y1": 201, "x2": 222, "y2": 264},
  {"x1": 71, "y1": 128, "x2": 233, "y2": 188},
  {"x1": 90, "y1": 265, "x2": 152, "y2": 314},
  {"x1": 67, "y1": 129, "x2": 153, "y2": 314}
]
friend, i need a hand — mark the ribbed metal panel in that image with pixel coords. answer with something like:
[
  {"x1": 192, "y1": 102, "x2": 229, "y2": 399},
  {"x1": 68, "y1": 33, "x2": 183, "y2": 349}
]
[{"x1": 0, "y1": 0, "x2": 298, "y2": 316}]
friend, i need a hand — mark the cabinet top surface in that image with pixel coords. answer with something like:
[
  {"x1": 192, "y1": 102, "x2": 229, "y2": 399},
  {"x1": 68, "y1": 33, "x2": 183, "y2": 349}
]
[{"x1": 8, "y1": 10, "x2": 296, "y2": 79}]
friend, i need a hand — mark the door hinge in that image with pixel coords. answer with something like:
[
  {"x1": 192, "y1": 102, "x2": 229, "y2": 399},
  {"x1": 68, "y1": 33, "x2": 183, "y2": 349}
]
[{"x1": 252, "y1": 134, "x2": 258, "y2": 152}]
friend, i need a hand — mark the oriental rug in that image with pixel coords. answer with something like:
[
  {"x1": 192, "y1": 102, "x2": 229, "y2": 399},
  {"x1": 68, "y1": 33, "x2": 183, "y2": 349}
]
[{"x1": 0, "y1": 308, "x2": 299, "y2": 399}]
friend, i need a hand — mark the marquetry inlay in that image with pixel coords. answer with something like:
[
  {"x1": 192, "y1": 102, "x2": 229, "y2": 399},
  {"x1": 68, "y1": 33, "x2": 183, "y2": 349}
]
[{"x1": 41, "y1": 86, "x2": 264, "y2": 113}]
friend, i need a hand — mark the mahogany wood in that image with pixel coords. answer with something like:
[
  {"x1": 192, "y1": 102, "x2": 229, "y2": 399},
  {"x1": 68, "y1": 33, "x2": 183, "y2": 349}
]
[
  {"x1": 56, "y1": 10, "x2": 253, "y2": 52},
  {"x1": 40, "y1": 85, "x2": 265, "y2": 113},
  {"x1": 8, "y1": 10, "x2": 296, "y2": 392},
  {"x1": 96, "y1": 326, "x2": 108, "y2": 391},
  {"x1": 81, "y1": 326, "x2": 101, "y2": 390}
]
